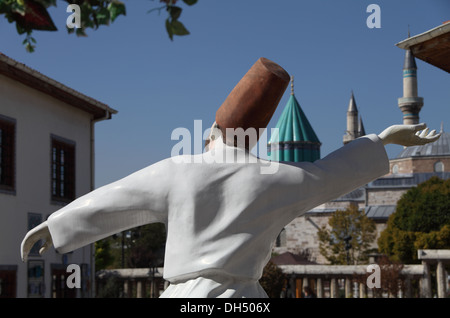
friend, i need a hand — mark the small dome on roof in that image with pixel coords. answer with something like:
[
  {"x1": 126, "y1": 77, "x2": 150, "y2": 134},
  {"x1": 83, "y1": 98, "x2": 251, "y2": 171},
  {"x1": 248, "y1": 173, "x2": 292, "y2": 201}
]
[{"x1": 396, "y1": 130, "x2": 450, "y2": 159}]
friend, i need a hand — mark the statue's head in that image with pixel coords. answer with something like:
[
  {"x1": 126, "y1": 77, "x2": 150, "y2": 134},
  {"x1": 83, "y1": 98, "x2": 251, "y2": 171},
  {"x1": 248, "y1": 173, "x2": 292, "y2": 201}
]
[{"x1": 206, "y1": 57, "x2": 290, "y2": 151}]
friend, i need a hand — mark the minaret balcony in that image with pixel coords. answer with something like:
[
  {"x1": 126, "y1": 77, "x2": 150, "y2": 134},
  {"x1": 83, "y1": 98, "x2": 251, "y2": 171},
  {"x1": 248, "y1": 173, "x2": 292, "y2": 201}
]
[{"x1": 398, "y1": 96, "x2": 424, "y2": 107}]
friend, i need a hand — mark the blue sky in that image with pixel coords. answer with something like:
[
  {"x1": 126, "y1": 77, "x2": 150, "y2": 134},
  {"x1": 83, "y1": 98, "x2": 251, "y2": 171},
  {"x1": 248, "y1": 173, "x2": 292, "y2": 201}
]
[{"x1": 1, "y1": 0, "x2": 449, "y2": 188}]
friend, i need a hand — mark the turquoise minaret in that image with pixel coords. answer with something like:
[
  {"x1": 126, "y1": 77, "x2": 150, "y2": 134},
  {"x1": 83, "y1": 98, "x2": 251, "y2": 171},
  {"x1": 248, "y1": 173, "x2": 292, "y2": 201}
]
[{"x1": 267, "y1": 76, "x2": 321, "y2": 162}]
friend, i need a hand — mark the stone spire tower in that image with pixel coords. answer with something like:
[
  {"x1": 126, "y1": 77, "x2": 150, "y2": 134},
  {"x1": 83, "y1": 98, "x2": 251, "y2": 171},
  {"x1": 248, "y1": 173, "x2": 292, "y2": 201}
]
[
  {"x1": 358, "y1": 115, "x2": 366, "y2": 137},
  {"x1": 398, "y1": 48, "x2": 424, "y2": 124},
  {"x1": 343, "y1": 91, "x2": 363, "y2": 145}
]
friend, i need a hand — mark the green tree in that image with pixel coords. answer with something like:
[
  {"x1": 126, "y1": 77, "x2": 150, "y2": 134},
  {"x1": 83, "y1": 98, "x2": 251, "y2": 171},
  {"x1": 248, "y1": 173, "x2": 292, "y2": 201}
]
[
  {"x1": 125, "y1": 223, "x2": 166, "y2": 268},
  {"x1": 378, "y1": 177, "x2": 450, "y2": 264},
  {"x1": 95, "y1": 237, "x2": 115, "y2": 270},
  {"x1": 95, "y1": 223, "x2": 166, "y2": 270},
  {"x1": 317, "y1": 204, "x2": 377, "y2": 265},
  {"x1": 95, "y1": 272, "x2": 123, "y2": 298},
  {"x1": 414, "y1": 224, "x2": 450, "y2": 250},
  {"x1": 260, "y1": 261, "x2": 286, "y2": 298},
  {"x1": 0, "y1": 0, "x2": 197, "y2": 52}
]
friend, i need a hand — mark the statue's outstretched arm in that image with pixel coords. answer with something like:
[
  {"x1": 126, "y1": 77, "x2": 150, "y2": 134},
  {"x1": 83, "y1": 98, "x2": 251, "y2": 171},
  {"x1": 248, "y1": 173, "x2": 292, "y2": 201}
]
[
  {"x1": 274, "y1": 123, "x2": 440, "y2": 220},
  {"x1": 20, "y1": 159, "x2": 171, "y2": 258},
  {"x1": 378, "y1": 123, "x2": 440, "y2": 147}
]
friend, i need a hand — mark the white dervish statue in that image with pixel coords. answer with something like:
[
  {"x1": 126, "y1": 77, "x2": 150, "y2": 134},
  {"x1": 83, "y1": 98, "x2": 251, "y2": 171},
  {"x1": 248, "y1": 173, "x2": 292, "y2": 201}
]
[{"x1": 21, "y1": 58, "x2": 440, "y2": 298}]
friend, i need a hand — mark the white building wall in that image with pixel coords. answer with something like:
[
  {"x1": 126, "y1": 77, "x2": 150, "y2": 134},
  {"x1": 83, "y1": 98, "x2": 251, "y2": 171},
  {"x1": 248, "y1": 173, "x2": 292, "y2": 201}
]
[
  {"x1": 273, "y1": 214, "x2": 330, "y2": 264},
  {"x1": 273, "y1": 213, "x2": 388, "y2": 265},
  {"x1": 0, "y1": 74, "x2": 94, "y2": 297}
]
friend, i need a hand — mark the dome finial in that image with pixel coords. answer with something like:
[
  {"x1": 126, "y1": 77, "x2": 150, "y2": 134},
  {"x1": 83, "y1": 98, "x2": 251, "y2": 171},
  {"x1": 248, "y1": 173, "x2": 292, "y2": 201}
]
[{"x1": 290, "y1": 75, "x2": 294, "y2": 95}]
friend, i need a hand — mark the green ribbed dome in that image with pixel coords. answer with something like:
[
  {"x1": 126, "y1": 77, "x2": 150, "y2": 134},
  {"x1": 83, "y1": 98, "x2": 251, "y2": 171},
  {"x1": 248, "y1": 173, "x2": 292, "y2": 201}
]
[{"x1": 267, "y1": 93, "x2": 321, "y2": 162}]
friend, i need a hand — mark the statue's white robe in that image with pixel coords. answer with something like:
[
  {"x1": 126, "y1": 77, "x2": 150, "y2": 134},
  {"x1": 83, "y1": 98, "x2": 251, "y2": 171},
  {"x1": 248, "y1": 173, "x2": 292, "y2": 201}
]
[{"x1": 47, "y1": 134, "x2": 389, "y2": 297}]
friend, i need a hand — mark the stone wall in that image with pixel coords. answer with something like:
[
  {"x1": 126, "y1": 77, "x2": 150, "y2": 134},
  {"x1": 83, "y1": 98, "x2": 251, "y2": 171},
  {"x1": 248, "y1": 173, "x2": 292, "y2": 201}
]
[
  {"x1": 367, "y1": 188, "x2": 407, "y2": 205},
  {"x1": 389, "y1": 156, "x2": 450, "y2": 174},
  {"x1": 274, "y1": 214, "x2": 330, "y2": 264},
  {"x1": 273, "y1": 211, "x2": 389, "y2": 265}
]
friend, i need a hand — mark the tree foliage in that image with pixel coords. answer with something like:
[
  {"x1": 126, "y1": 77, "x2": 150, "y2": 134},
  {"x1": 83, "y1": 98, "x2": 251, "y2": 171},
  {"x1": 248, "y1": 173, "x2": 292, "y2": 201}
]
[
  {"x1": 317, "y1": 204, "x2": 377, "y2": 265},
  {"x1": 95, "y1": 223, "x2": 166, "y2": 270},
  {"x1": 378, "y1": 177, "x2": 450, "y2": 264},
  {"x1": 0, "y1": 0, "x2": 197, "y2": 52},
  {"x1": 260, "y1": 261, "x2": 286, "y2": 298},
  {"x1": 95, "y1": 237, "x2": 115, "y2": 270},
  {"x1": 125, "y1": 223, "x2": 166, "y2": 268}
]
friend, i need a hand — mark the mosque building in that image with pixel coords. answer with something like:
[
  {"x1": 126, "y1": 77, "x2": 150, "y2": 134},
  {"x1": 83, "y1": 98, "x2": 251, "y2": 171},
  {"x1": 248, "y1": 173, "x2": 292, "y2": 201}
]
[{"x1": 269, "y1": 37, "x2": 450, "y2": 264}]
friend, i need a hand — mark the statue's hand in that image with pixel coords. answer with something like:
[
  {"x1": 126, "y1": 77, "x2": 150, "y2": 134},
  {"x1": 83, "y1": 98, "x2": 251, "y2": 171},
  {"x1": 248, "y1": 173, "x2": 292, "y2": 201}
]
[
  {"x1": 21, "y1": 221, "x2": 53, "y2": 262},
  {"x1": 378, "y1": 123, "x2": 441, "y2": 147}
]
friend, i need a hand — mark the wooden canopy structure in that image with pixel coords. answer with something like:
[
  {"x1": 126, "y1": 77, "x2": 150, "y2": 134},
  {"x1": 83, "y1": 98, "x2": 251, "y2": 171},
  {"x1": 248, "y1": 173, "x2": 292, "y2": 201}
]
[{"x1": 396, "y1": 22, "x2": 450, "y2": 73}]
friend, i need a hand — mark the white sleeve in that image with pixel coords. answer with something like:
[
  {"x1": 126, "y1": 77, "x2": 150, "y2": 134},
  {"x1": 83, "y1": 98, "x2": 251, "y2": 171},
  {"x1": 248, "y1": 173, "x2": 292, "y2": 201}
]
[
  {"x1": 47, "y1": 159, "x2": 171, "y2": 254},
  {"x1": 273, "y1": 134, "x2": 389, "y2": 219}
]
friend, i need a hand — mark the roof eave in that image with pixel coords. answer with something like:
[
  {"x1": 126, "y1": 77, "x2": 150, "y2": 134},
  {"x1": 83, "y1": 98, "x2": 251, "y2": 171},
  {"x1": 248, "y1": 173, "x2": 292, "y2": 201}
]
[
  {"x1": 396, "y1": 22, "x2": 450, "y2": 49},
  {"x1": 396, "y1": 22, "x2": 450, "y2": 73},
  {"x1": 0, "y1": 53, "x2": 118, "y2": 120}
]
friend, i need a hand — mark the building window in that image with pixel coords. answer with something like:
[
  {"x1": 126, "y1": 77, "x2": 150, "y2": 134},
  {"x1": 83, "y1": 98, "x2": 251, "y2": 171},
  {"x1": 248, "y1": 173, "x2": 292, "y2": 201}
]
[
  {"x1": 28, "y1": 260, "x2": 45, "y2": 298},
  {"x1": 51, "y1": 136, "x2": 75, "y2": 203},
  {"x1": 392, "y1": 164, "x2": 399, "y2": 174},
  {"x1": 0, "y1": 265, "x2": 18, "y2": 298},
  {"x1": 0, "y1": 115, "x2": 16, "y2": 193},
  {"x1": 28, "y1": 213, "x2": 43, "y2": 256},
  {"x1": 434, "y1": 161, "x2": 444, "y2": 173}
]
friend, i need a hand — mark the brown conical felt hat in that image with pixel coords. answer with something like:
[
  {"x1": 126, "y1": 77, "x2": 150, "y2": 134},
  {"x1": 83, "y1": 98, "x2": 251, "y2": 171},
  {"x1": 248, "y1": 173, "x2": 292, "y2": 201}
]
[{"x1": 215, "y1": 57, "x2": 290, "y2": 146}]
